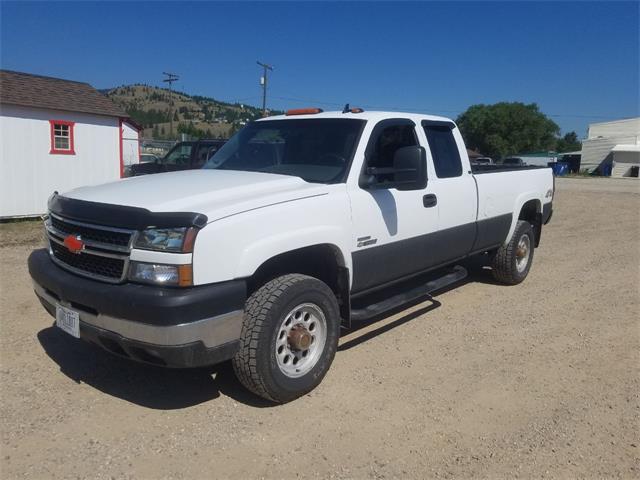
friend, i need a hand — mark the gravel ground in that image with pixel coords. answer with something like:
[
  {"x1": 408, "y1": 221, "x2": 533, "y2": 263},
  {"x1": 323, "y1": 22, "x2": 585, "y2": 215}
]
[{"x1": 1, "y1": 177, "x2": 638, "y2": 479}]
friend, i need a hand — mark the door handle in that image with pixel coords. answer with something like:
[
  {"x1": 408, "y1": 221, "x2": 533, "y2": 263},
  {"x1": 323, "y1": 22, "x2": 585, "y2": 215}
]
[{"x1": 423, "y1": 194, "x2": 437, "y2": 208}]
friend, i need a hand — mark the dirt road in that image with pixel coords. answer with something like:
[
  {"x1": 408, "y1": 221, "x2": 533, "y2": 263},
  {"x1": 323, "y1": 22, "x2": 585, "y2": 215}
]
[{"x1": 1, "y1": 177, "x2": 638, "y2": 479}]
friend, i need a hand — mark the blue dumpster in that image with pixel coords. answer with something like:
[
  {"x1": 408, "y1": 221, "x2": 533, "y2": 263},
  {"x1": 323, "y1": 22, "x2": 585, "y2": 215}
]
[{"x1": 551, "y1": 162, "x2": 569, "y2": 176}]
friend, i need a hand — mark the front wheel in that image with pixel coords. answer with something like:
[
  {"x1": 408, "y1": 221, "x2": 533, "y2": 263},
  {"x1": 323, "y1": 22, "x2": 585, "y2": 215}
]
[
  {"x1": 232, "y1": 274, "x2": 340, "y2": 403},
  {"x1": 491, "y1": 220, "x2": 535, "y2": 285}
]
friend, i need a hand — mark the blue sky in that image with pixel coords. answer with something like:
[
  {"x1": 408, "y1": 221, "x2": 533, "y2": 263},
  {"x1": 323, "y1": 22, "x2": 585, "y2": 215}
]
[{"x1": 1, "y1": 1, "x2": 638, "y2": 136}]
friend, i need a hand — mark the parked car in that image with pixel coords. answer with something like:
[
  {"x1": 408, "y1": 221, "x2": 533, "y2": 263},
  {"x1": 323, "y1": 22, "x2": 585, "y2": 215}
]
[
  {"x1": 502, "y1": 157, "x2": 526, "y2": 167},
  {"x1": 130, "y1": 139, "x2": 226, "y2": 176},
  {"x1": 140, "y1": 153, "x2": 160, "y2": 163},
  {"x1": 29, "y1": 109, "x2": 554, "y2": 403},
  {"x1": 471, "y1": 156, "x2": 493, "y2": 165}
]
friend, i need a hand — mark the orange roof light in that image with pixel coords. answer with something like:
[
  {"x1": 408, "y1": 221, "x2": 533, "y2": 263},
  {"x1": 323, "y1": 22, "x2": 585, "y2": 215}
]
[
  {"x1": 285, "y1": 108, "x2": 324, "y2": 116},
  {"x1": 342, "y1": 104, "x2": 365, "y2": 114}
]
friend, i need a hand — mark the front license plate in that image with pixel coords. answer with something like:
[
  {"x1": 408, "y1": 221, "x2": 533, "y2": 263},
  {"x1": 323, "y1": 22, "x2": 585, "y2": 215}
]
[{"x1": 55, "y1": 304, "x2": 80, "y2": 338}]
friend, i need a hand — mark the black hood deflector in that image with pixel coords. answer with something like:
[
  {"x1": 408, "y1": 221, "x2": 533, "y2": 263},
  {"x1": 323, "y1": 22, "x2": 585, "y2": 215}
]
[{"x1": 48, "y1": 193, "x2": 208, "y2": 229}]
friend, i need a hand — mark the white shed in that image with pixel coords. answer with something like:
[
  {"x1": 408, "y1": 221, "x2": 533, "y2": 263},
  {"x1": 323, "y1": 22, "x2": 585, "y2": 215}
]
[
  {"x1": 0, "y1": 70, "x2": 141, "y2": 218},
  {"x1": 121, "y1": 118, "x2": 143, "y2": 171}
]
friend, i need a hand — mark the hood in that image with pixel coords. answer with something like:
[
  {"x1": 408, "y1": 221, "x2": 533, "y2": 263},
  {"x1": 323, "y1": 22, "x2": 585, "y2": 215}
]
[{"x1": 63, "y1": 170, "x2": 328, "y2": 223}]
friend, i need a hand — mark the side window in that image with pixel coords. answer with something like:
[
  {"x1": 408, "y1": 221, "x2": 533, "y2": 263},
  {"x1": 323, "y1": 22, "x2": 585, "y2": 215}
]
[
  {"x1": 365, "y1": 123, "x2": 418, "y2": 182},
  {"x1": 162, "y1": 144, "x2": 193, "y2": 165},
  {"x1": 49, "y1": 120, "x2": 75, "y2": 155},
  {"x1": 422, "y1": 125, "x2": 462, "y2": 178}
]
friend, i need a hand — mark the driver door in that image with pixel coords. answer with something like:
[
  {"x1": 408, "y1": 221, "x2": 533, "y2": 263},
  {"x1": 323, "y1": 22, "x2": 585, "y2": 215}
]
[{"x1": 347, "y1": 119, "x2": 439, "y2": 294}]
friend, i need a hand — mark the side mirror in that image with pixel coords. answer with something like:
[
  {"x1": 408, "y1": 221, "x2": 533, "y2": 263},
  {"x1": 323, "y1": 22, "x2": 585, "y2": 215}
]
[
  {"x1": 362, "y1": 146, "x2": 427, "y2": 191},
  {"x1": 392, "y1": 145, "x2": 427, "y2": 191}
]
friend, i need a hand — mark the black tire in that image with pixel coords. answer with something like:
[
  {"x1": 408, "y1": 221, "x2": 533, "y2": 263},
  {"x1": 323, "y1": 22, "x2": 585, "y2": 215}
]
[
  {"x1": 491, "y1": 220, "x2": 535, "y2": 285},
  {"x1": 232, "y1": 274, "x2": 340, "y2": 403}
]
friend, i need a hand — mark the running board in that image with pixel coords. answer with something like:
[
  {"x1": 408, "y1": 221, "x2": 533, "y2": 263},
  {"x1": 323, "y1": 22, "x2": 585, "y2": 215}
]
[{"x1": 350, "y1": 265, "x2": 468, "y2": 322}]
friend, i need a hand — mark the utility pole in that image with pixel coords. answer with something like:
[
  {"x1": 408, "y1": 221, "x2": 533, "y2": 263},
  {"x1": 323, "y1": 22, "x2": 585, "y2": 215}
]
[
  {"x1": 257, "y1": 61, "x2": 273, "y2": 117},
  {"x1": 162, "y1": 71, "x2": 179, "y2": 138}
]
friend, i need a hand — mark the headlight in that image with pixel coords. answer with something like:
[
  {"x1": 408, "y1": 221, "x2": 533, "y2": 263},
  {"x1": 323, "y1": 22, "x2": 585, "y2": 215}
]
[
  {"x1": 134, "y1": 227, "x2": 198, "y2": 252},
  {"x1": 129, "y1": 261, "x2": 193, "y2": 286}
]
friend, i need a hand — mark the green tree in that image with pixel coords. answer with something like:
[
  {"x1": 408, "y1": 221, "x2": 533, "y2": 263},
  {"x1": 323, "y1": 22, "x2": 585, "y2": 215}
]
[
  {"x1": 456, "y1": 102, "x2": 560, "y2": 160},
  {"x1": 555, "y1": 131, "x2": 581, "y2": 153}
]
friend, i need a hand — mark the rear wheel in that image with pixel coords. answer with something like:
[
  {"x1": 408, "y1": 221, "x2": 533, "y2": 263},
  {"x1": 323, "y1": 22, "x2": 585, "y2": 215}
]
[
  {"x1": 232, "y1": 274, "x2": 340, "y2": 403},
  {"x1": 491, "y1": 220, "x2": 535, "y2": 285}
]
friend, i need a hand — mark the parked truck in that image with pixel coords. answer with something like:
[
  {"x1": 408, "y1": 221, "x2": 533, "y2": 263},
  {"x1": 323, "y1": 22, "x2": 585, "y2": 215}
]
[
  {"x1": 29, "y1": 108, "x2": 554, "y2": 403},
  {"x1": 130, "y1": 139, "x2": 226, "y2": 176}
]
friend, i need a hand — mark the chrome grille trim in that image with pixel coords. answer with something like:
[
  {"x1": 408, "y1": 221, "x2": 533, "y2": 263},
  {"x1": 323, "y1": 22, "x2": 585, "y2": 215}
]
[
  {"x1": 46, "y1": 223, "x2": 133, "y2": 254},
  {"x1": 50, "y1": 212, "x2": 135, "y2": 235},
  {"x1": 45, "y1": 213, "x2": 135, "y2": 283},
  {"x1": 49, "y1": 212, "x2": 136, "y2": 250},
  {"x1": 48, "y1": 233, "x2": 130, "y2": 261}
]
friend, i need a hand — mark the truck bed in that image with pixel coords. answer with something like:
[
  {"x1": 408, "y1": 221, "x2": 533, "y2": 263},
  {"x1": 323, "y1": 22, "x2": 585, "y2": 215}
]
[{"x1": 472, "y1": 165, "x2": 553, "y2": 227}]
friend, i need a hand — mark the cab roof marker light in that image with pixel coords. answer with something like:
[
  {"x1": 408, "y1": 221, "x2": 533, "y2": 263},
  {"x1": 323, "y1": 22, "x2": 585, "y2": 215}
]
[{"x1": 285, "y1": 108, "x2": 324, "y2": 116}]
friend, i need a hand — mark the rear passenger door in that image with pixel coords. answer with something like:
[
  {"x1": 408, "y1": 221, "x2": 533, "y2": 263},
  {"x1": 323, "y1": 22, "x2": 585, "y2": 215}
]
[{"x1": 419, "y1": 120, "x2": 477, "y2": 264}]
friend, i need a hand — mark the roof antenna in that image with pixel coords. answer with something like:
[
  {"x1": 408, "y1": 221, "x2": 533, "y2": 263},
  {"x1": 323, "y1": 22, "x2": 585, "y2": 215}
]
[{"x1": 342, "y1": 103, "x2": 350, "y2": 114}]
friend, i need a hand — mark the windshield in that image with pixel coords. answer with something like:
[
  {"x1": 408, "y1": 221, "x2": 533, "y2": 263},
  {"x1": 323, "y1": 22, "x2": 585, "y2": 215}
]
[
  {"x1": 162, "y1": 142, "x2": 194, "y2": 165},
  {"x1": 203, "y1": 119, "x2": 365, "y2": 183}
]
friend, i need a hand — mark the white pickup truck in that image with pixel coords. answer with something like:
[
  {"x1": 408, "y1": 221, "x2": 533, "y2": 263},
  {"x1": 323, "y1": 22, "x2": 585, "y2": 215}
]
[{"x1": 29, "y1": 108, "x2": 554, "y2": 403}]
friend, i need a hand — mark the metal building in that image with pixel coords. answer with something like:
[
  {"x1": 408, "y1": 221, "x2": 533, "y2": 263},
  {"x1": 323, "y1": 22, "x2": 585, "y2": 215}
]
[{"x1": 581, "y1": 117, "x2": 640, "y2": 177}]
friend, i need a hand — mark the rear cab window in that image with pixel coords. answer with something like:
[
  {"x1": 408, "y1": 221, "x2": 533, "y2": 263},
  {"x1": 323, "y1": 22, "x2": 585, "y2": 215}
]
[
  {"x1": 193, "y1": 143, "x2": 222, "y2": 168},
  {"x1": 421, "y1": 121, "x2": 462, "y2": 178}
]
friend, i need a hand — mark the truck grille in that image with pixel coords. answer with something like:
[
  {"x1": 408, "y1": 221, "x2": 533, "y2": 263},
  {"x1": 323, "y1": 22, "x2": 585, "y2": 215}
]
[
  {"x1": 46, "y1": 214, "x2": 134, "y2": 283},
  {"x1": 50, "y1": 242, "x2": 125, "y2": 280},
  {"x1": 50, "y1": 215, "x2": 131, "y2": 247}
]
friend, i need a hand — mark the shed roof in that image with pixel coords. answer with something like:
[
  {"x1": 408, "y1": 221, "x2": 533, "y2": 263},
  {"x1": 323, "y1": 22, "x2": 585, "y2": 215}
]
[{"x1": 0, "y1": 70, "x2": 126, "y2": 118}]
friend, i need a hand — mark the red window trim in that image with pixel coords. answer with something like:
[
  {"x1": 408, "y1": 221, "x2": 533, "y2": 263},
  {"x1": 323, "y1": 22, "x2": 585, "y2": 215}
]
[{"x1": 49, "y1": 120, "x2": 76, "y2": 155}]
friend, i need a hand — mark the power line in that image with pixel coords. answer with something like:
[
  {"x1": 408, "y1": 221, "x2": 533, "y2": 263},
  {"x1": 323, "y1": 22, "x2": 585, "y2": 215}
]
[{"x1": 270, "y1": 93, "x2": 624, "y2": 120}]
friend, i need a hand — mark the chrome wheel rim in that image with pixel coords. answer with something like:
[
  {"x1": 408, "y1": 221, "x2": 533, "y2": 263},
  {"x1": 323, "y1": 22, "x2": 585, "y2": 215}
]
[
  {"x1": 515, "y1": 234, "x2": 531, "y2": 273},
  {"x1": 275, "y1": 303, "x2": 327, "y2": 378}
]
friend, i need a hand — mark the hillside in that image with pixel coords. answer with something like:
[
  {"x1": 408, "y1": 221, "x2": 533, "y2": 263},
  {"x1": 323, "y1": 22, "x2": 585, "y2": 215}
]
[{"x1": 106, "y1": 84, "x2": 282, "y2": 139}]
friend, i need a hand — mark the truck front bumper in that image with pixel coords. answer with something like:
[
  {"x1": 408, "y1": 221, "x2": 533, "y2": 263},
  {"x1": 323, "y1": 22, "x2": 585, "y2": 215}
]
[{"x1": 28, "y1": 249, "x2": 246, "y2": 368}]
